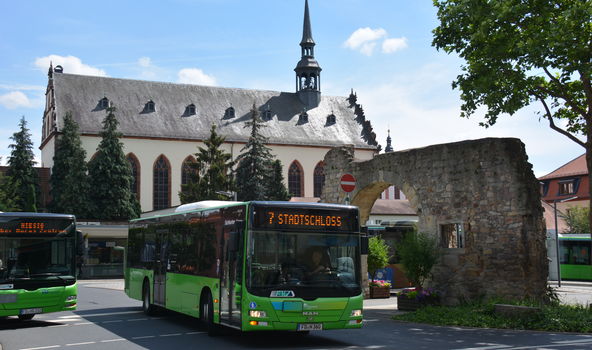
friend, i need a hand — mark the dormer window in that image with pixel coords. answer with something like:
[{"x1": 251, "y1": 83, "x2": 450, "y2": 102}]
[
  {"x1": 100, "y1": 97, "x2": 110, "y2": 109},
  {"x1": 298, "y1": 110, "x2": 308, "y2": 124},
  {"x1": 327, "y1": 113, "x2": 336, "y2": 125},
  {"x1": 263, "y1": 106, "x2": 273, "y2": 121},
  {"x1": 186, "y1": 104, "x2": 196, "y2": 116},
  {"x1": 145, "y1": 100, "x2": 156, "y2": 113},
  {"x1": 225, "y1": 106, "x2": 235, "y2": 119}
]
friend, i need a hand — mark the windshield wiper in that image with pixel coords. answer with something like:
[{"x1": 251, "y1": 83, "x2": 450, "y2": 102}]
[{"x1": 29, "y1": 272, "x2": 63, "y2": 277}]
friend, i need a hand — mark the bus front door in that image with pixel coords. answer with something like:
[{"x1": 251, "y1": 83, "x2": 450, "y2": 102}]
[
  {"x1": 219, "y1": 224, "x2": 242, "y2": 327},
  {"x1": 153, "y1": 233, "x2": 168, "y2": 306}
]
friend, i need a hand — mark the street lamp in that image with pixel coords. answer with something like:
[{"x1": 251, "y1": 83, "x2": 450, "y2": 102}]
[{"x1": 553, "y1": 196, "x2": 578, "y2": 287}]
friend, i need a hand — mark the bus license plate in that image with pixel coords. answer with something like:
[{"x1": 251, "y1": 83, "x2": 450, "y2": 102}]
[
  {"x1": 20, "y1": 308, "x2": 42, "y2": 315},
  {"x1": 298, "y1": 323, "x2": 322, "y2": 331}
]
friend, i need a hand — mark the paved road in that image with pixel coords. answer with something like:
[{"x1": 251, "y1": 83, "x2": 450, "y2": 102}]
[{"x1": 0, "y1": 280, "x2": 590, "y2": 350}]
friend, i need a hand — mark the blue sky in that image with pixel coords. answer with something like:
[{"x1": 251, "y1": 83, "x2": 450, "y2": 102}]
[{"x1": 0, "y1": 0, "x2": 585, "y2": 176}]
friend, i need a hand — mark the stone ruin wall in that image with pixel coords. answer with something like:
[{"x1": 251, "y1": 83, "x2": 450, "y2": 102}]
[{"x1": 321, "y1": 138, "x2": 548, "y2": 304}]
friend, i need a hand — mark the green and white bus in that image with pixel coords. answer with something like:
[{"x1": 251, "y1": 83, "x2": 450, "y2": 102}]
[
  {"x1": 0, "y1": 212, "x2": 80, "y2": 320},
  {"x1": 125, "y1": 201, "x2": 363, "y2": 334},
  {"x1": 559, "y1": 233, "x2": 592, "y2": 281}
]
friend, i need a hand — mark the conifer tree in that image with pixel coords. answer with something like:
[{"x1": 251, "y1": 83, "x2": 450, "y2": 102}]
[
  {"x1": 267, "y1": 159, "x2": 290, "y2": 201},
  {"x1": 50, "y1": 112, "x2": 90, "y2": 218},
  {"x1": 0, "y1": 172, "x2": 19, "y2": 212},
  {"x1": 88, "y1": 106, "x2": 140, "y2": 220},
  {"x1": 180, "y1": 124, "x2": 234, "y2": 203},
  {"x1": 235, "y1": 103, "x2": 275, "y2": 201},
  {"x1": 7, "y1": 117, "x2": 38, "y2": 212}
]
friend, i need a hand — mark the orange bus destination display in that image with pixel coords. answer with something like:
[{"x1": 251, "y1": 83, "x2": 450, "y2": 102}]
[
  {"x1": 252, "y1": 206, "x2": 358, "y2": 232},
  {"x1": 0, "y1": 220, "x2": 70, "y2": 235}
]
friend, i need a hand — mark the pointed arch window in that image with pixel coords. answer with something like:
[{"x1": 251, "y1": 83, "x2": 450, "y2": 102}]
[
  {"x1": 100, "y1": 97, "x2": 110, "y2": 109},
  {"x1": 313, "y1": 161, "x2": 325, "y2": 198},
  {"x1": 288, "y1": 161, "x2": 304, "y2": 197},
  {"x1": 181, "y1": 156, "x2": 196, "y2": 189},
  {"x1": 126, "y1": 153, "x2": 141, "y2": 201},
  {"x1": 145, "y1": 100, "x2": 156, "y2": 113},
  {"x1": 153, "y1": 155, "x2": 170, "y2": 210},
  {"x1": 224, "y1": 106, "x2": 235, "y2": 119}
]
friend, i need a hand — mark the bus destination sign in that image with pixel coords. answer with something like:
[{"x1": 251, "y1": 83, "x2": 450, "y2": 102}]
[
  {"x1": 253, "y1": 207, "x2": 358, "y2": 232},
  {"x1": 0, "y1": 221, "x2": 69, "y2": 235}
]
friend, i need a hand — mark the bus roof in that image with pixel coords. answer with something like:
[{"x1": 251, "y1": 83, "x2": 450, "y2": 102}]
[
  {"x1": 131, "y1": 201, "x2": 358, "y2": 223},
  {"x1": 0, "y1": 212, "x2": 75, "y2": 220}
]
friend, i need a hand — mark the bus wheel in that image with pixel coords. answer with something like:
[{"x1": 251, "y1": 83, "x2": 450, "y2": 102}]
[
  {"x1": 200, "y1": 293, "x2": 220, "y2": 336},
  {"x1": 18, "y1": 314, "x2": 35, "y2": 321},
  {"x1": 142, "y1": 283, "x2": 156, "y2": 316}
]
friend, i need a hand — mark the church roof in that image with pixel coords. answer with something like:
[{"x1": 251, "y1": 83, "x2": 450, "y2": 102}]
[{"x1": 51, "y1": 72, "x2": 376, "y2": 149}]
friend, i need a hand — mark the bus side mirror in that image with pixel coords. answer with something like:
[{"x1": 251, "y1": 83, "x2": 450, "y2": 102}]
[
  {"x1": 76, "y1": 230, "x2": 85, "y2": 256},
  {"x1": 360, "y1": 235, "x2": 369, "y2": 255}
]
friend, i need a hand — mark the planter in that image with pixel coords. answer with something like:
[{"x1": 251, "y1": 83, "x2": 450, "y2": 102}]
[
  {"x1": 396, "y1": 295, "x2": 422, "y2": 311},
  {"x1": 369, "y1": 286, "x2": 391, "y2": 299}
]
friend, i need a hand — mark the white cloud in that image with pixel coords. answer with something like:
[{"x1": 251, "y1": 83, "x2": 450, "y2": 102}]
[
  {"x1": 177, "y1": 68, "x2": 217, "y2": 86},
  {"x1": 0, "y1": 91, "x2": 32, "y2": 109},
  {"x1": 34, "y1": 55, "x2": 107, "y2": 76},
  {"x1": 138, "y1": 57, "x2": 152, "y2": 68},
  {"x1": 0, "y1": 84, "x2": 45, "y2": 91},
  {"x1": 344, "y1": 28, "x2": 387, "y2": 55},
  {"x1": 382, "y1": 37, "x2": 408, "y2": 53}
]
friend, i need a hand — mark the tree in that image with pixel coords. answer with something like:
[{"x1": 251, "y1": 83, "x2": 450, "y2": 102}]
[
  {"x1": 560, "y1": 206, "x2": 590, "y2": 234},
  {"x1": 432, "y1": 1, "x2": 592, "y2": 227},
  {"x1": 0, "y1": 172, "x2": 19, "y2": 212},
  {"x1": 235, "y1": 103, "x2": 276, "y2": 201},
  {"x1": 49, "y1": 113, "x2": 90, "y2": 218},
  {"x1": 367, "y1": 236, "x2": 390, "y2": 283},
  {"x1": 397, "y1": 231, "x2": 440, "y2": 289},
  {"x1": 267, "y1": 160, "x2": 290, "y2": 201},
  {"x1": 88, "y1": 106, "x2": 140, "y2": 220},
  {"x1": 7, "y1": 117, "x2": 38, "y2": 212},
  {"x1": 180, "y1": 124, "x2": 234, "y2": 203}
]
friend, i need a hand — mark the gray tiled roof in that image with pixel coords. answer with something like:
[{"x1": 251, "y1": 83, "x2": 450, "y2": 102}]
[{"x1": 52, "y1": 73, "x2": 376, "y2": 149}]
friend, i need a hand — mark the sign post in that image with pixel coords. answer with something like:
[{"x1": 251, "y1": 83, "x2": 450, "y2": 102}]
[{"x1": 340, "y1": 174, "x2": 356, "y2": 205}]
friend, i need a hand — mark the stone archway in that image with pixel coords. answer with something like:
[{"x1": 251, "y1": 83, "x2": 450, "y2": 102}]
[{"x1": 321, "y1": 138, "x2": 547, "y2": 304}]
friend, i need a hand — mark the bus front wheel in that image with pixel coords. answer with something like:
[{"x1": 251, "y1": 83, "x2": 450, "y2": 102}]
[
  {"x1": 142, "y1": 282, "x2": 156, "y2": 316},
  {"x1": 200, "y1": 293, "x2": 220, "y2": 336}
]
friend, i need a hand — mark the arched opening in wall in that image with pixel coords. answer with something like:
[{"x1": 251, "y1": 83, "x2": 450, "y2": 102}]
[
  {"x1": 126, "y1": 153, "x2": 141, "y2": 201},
  {"x1": 351, "y1": 181, "x2": 419, "y2": 287},
  {"x1": 153, "y1": 155, "x2": 171, "y2": 210},
  {"x1": 288, "y1": 160, "x2": 304, "y2": 198}
]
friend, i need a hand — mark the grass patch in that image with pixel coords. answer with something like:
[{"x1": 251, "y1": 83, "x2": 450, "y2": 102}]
[{"x1": 392, "y1": 300, "x2": 592, "y2": 333}]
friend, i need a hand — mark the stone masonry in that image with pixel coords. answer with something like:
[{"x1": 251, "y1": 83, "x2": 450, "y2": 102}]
[{"x1": 321, "y1": 138, "x2": 548, "y2": 304}]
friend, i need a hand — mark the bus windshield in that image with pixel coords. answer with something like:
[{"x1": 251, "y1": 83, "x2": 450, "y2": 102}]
[{"x1": 246, "y1": 230, "x2": 361, "y2": 298}]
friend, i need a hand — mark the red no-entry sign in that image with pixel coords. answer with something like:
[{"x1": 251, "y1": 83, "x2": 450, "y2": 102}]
[{"x1": 340, "y1": 174, "x2": 356, "y2": 193}]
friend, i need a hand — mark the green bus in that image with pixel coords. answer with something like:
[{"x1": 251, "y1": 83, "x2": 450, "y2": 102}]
[
  {"x1": 125, "y1": 201, "x2": 363, "y2": 334},
  {"x1": 0, "y1": 212, "x2": 80, "y2": 320},
  {"x1": 559, "y1": 233, "x2": 592, "y2": 281}
]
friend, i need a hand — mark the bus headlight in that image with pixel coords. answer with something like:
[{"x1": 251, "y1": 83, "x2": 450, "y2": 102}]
[
  {"x1": 249, "y1": 310, "x2": 267, "y2": 318},
  {"x1": 350, "y1": 309, "x2": 362, "y2": 317},
  {"x1": 65, "y1": 295, "x2": 77, "y2": 302}
]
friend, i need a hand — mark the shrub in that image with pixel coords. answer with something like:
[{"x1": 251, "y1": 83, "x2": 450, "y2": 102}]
[{"x1": 397, "y1": 230, "x2": 440, "y2": 289}]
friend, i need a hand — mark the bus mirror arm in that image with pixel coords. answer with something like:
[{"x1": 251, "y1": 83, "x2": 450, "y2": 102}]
[{"x1": 360, "y1": 235, "x2": 369, "y2": 255}]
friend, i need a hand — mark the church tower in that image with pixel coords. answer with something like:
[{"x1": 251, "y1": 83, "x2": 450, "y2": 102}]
[
  {"x1": 295, "y1": 0, "x2": 322, "y2": 108},
  {"x1": 385, "y1": 129, "x2": 394, "y2": 152}
]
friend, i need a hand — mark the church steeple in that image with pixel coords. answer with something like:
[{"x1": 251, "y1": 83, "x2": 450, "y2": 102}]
[
  {"x1": 295, "y1": 0, "x2": 322, "y2": 108},
  {"x1": 385, "y1": 129, "x2": 394, "y2": 153}
]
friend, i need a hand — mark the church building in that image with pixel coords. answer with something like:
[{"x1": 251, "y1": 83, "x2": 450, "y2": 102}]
[{"x1": 40, "y1": 0, "x2": 380, "y2": 214}]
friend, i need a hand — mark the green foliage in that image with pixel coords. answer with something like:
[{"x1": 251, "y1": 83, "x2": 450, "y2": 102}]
[
  {"x1": 88, "y1": 107, "x2": 140, "y2": 220},
  {"x1": 235, "y1": 104, "x2": 276, "y2": 201},
  {"x1": 393, "y1": 300, "x2": 592, "y2": 333},
  {"x1": 50, "y1": 113, "x2": 90, "y2": 218},
  {"x1": 267, "y1": 160, "x2": 290, "y2": 201},
  {"x1": 559, "y1": 206, "x2": 590, "y2": 234},
  {"x1": 367, "y1": 236, "x2": 390, "y2": 282},
  {"x1": 397, "y1": 231, "x2": 440, "y2": 288},
  {"x1": 433, "y1": 1, "x2": 592, "y2": 140},
  {"x1": 180, "y1": 124, "x2": 234, "y2": 203},
  {"x1": 7, "y1": 117, "x2": 38, "y2": 212},
  {"x1": 0, "y1": 172, "x2": 19, "y2": 212}
]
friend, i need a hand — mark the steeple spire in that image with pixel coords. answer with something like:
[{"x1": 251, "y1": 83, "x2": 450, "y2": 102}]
[
  {"x1": 385, "y1": 129, "x2": 394, "y2": 152},
  {"x1": 301, "y1": 0, "x2": 315, "y2": 46},
  {"x1": 295, "y1": 0, "x2": 322, "y2": 108}
]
